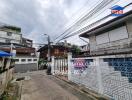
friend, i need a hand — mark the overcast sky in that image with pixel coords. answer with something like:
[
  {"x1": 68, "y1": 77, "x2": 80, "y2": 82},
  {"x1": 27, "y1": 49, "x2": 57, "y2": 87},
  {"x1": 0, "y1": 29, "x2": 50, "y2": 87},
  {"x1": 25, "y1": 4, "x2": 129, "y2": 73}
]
[
  {"x1": 0, "y1": 0, "x2": 90, "y2": 45},
  {"x1": 0, "y1": 0, "x2": 131, "y2": 46}
]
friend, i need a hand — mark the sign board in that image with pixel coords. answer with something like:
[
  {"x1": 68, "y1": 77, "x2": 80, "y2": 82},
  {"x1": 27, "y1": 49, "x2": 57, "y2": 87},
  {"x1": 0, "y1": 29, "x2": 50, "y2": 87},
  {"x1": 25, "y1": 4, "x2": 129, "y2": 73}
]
[
  {"x1": 71, "y1": 59, "x2": 93, "y2": 75},
  {"x1": 111, "y1": 5, "x2": 124, "y2": 16}
]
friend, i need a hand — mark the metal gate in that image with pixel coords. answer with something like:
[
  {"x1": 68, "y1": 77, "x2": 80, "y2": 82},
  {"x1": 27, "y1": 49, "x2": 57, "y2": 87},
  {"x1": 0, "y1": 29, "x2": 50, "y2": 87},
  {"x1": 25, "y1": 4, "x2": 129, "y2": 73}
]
[{"x1": 54, "y1": 57, "x2": 68, "y2": 75}]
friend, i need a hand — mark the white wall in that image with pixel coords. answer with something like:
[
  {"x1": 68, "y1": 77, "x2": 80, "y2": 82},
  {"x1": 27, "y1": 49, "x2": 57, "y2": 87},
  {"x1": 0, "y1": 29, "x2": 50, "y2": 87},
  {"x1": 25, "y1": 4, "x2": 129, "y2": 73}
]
[
  {"x1": 69, "y1": 55, "x2": 132, "y2": 100},
  {"x1": 0, "y1": 30, "x2": 21, "y2": 43},
  {"x1": 14, "y1": 57, "x2": 38, "y2": 64}
]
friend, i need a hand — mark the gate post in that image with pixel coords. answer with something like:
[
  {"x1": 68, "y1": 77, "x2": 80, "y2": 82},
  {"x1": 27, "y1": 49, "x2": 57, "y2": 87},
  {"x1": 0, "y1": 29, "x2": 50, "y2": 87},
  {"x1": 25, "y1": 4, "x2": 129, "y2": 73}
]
[
  {"x1": 51, "y1": 56, "x2": 55, "y2": 75},
  {"x1": 68, "y1": 53, "x2": 72, "y2": 80},
  {"x1": 95, "y1": 57, "x2": 103, "y2": 94}
]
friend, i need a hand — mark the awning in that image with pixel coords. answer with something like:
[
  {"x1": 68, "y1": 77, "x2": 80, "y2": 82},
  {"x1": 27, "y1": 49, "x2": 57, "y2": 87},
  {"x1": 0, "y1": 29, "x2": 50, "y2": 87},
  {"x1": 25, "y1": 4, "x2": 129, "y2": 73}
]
[{"x1": 0, "y1": 50, "x2": 12, "y2": 57}]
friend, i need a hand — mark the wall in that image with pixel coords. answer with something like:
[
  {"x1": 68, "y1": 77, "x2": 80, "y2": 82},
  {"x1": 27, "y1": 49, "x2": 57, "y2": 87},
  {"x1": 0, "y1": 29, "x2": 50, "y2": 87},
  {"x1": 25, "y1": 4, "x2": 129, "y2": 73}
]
[
  {"x1": 68, "y1": 54, "x2": 132, "y2": 100},
  {"x1": 14, "y1": 57, "x2": 38, "y2": 73},
  {"x1": 70, "y1": 58, "x2": 100, "y2": 92},
  {"x1": 14, "y1": 63, "x2": 38, "y2": 73},
  {"x1": 0, "y1": 58, "x2": 14, "y2": 95}
]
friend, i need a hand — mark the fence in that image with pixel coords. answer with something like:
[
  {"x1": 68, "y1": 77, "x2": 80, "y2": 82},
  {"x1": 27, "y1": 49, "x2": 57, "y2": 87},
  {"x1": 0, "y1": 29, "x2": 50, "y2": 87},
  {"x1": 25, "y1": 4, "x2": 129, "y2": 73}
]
[
  {"x1": 51, "y1": 53, "x2": 132, "y2": 100},
  {"x1": 51, "y1": 56, "x2": 68, "y2": 75}
]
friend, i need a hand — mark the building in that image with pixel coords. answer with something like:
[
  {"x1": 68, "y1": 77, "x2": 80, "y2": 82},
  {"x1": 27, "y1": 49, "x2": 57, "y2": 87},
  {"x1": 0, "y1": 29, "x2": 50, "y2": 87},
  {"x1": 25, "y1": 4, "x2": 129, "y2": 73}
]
[
  {"x1": 79, "y1": 44, "x2": 90, "y2": 57},
  {"x1": 0, "y1": 23, "x2": 22, "y2": 44},
  {"x1": 77, "y1": 10, "x2": 132, "y2": 100},
  {"x1": 22, "y1": 37, "x2": 33, "y2": 47},
  {"x1": 0, "y1": 43, "x2": 38, "y2": 73},
  {"x1": 38, "y1": 43, "x2": 70, "y2": 73},
  {"x1": 0, "y1": 23, "x2": 38, "y2": 73},
  {"x1": 80, "y1": 10, "x2": 132, "y2": 56},
  {"x1": 38, "y1": 44, "x2": 69, "y2": 60}
]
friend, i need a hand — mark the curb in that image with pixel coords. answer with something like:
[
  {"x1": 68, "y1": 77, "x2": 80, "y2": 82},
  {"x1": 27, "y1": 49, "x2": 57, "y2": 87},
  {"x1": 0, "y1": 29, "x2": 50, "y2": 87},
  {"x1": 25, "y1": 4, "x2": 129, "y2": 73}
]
[{"x1": 17, "y1": 81, "x2": 23, "y2": 100}]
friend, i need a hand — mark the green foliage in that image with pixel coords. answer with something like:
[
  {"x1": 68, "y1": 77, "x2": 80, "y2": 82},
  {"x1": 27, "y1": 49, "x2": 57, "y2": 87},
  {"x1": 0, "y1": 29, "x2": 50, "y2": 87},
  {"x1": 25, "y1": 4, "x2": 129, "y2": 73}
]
[
  {"x1": 3, "y1": 26, "x2": 21, "y2": 33},
  {"x1": 38, "y1": 59, "x2": 47, "y2": 65},
  {"x1": 71, "y1": 45, "x2": 81, "y2": 55},
  {"x1": 0, "y1": 82, "x2": 18, "y2": 100}
]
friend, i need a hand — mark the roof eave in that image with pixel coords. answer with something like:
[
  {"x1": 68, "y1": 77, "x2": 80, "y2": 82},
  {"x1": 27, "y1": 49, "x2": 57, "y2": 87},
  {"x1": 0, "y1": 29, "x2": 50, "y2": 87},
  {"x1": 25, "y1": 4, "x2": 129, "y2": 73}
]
[{"x1": 80, "y1": 10, "x2": 132, "y2": 38}]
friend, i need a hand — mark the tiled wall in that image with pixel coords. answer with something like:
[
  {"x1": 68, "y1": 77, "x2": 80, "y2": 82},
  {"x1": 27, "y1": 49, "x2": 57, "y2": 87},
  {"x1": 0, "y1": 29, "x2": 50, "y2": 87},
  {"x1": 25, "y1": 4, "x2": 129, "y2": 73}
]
[
  {"x1": 70, "y1": 59, "x2": 99, "y2": 92},
  {"x1": 102, "y1": 58, "x2": 132, "y2": 100},
  {"x1": 69, "y1": 57, "x2": 132, "y2": 100}
]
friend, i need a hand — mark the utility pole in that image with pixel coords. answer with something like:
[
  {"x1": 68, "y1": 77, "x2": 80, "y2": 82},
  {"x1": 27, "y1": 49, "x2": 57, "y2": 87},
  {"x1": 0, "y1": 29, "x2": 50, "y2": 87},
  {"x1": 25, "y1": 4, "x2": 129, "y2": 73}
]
[
  {"x1": 44, "y1": 34, "x2": 51, "y2": 62},
  {"x1": 47, "y1": 35, "x2": 51, "y2": 62}
]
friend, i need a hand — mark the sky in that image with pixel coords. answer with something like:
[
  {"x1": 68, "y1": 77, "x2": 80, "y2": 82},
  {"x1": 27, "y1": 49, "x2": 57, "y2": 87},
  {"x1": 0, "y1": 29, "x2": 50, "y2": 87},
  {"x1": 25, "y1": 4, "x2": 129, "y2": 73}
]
[
  {"x1": 0, "y1": 0, "x2": 90, "y2": 46},
  {"x1": 0, "y1": 0, "x2": 131, "y2": 47}
]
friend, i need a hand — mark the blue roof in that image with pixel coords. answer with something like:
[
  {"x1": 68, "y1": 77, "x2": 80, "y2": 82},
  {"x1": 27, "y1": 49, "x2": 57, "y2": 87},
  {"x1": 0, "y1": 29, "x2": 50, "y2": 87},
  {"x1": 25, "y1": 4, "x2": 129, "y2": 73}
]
[
  {"x1": 0, "y1": 50, "x2": 12, "y2": 57},
  {"x1": 111, "y1": 5, "x2": 124, "y2": 10}
]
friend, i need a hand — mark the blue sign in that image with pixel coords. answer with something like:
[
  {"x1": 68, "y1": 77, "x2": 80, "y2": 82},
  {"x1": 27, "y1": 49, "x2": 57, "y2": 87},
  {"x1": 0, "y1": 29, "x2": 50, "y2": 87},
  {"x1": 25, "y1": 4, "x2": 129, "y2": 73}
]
[{"x1": 111, "y1": 5, "x2": 124, "y2": 16}]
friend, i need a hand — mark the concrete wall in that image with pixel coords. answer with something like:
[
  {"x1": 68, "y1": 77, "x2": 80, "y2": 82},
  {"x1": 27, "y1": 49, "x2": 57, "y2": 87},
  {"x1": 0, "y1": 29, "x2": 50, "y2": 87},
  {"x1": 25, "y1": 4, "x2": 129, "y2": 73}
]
[
  {"x1": 0, "y1": 58, "x2": 14, "y2": 95},
  {"x1": 14, "y1": 63, "x2": 38, "y2": 73},
  {"x1": 69, "y1": 54, "x2": 132, "y2": 100},
  {"x1": 89, "y1": 19, "x2": 132, "y2": 55},
  {"x1": 14, "y1": 56, "x2": 38, "y2": 73}
]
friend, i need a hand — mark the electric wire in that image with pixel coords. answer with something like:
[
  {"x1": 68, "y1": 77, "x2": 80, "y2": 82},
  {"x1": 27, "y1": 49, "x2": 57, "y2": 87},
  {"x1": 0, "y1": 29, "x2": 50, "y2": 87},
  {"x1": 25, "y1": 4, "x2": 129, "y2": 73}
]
[
  {"x1": 55, "y1": 0, "x2": 115, "y2": 42},
  {"x1": 54, "y1": 0, "x2": 109, "y2": 41},
  {"x1": 59, "y1": 0, "x2": 121, "y2": 40},
  {"x1": 53, "y1": 0, "x2": 102, "y2": 41},
  {"x1": 57, "y1": 1, "x2": 132, "y2": 42}
]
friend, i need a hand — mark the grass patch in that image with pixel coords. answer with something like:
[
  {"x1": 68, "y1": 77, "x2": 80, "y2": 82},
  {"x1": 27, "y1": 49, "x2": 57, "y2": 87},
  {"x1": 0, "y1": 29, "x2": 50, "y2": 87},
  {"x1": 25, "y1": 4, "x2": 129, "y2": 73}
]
[{"x1": 0, "y1": 82, "x2": 19, "y2": 100}]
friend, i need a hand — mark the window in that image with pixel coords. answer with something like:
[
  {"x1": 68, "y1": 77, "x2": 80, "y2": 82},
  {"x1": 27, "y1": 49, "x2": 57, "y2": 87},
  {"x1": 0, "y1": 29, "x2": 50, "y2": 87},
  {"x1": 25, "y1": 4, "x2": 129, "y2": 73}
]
[
  {"x1": 6, "y1": 39, "x2": 11, "y2": 43},
  {"x1": 28, "y1": 59, "x2": 32, "y2": 62},
  {"x1": 15, "y1": 59, "x2": 19, "y2": 62},
  {"x1": 33, "y1": 59, "x2": 37, "y2": 61},
  {"x1": 7, "y1": 32, "x2": 12, "y2": 36},
  {"x1": 109, "y1": 26, "x2": 128, "y2": 42},
  {"x1": 21, "y1": 59, "x2": 26, "y2": 62},
  {"x1": 96, "y1": 32, "x2": 109, "y2": 45},
  {"x1": 96, "y1": 26, "x2": 128, "y2": 45}
]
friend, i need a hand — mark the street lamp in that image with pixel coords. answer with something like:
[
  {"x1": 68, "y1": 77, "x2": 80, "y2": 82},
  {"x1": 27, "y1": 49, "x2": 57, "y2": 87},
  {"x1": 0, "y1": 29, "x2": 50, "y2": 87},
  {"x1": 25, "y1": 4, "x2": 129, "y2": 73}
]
[{"x1": 44, "y1": 34, "x2": 51, "y2": 62}]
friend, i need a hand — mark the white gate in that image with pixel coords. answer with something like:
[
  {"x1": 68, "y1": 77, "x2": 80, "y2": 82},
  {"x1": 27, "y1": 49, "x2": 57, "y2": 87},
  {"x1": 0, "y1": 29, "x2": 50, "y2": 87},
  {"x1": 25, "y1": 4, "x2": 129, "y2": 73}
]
[{"x1": 53, "y1": 57, "x2": 68, "y2": 75}]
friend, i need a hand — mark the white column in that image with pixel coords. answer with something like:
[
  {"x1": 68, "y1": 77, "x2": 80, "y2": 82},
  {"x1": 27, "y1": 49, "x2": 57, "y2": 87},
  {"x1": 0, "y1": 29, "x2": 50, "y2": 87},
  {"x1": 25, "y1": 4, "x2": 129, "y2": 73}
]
[
  {"x1": 68, "y1": 53, "x2": 72, "y2": 80},
  {"x1": 95, "y1": 57, "x2": 103, "y2": 94},
  {"x1": 51, "y1": 56, "x2": 55, "y2": 75}
]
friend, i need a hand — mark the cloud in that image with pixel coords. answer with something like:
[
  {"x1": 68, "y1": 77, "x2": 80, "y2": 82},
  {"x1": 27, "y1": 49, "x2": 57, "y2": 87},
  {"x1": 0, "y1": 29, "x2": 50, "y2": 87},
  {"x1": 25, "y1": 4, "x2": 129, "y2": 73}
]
[
  {"x1": 0, "y1": 0, "x2": 89, "y2": 46},
  {"x1": 0, "y1": 0, "x2": 130, "y2": 47}
]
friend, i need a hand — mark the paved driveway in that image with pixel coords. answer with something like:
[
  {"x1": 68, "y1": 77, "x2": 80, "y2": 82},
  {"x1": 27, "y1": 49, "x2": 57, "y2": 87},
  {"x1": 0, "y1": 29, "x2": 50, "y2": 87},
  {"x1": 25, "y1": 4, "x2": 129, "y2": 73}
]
[{"x1": 20, "y1": 71, "x2": 95, "y2": 100}]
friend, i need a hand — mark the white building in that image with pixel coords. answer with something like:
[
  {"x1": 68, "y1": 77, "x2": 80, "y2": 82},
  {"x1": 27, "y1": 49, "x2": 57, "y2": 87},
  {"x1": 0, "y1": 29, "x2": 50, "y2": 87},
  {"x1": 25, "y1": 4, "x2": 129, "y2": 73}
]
[{"x1": 0, "y1": 24, "x2": 22, "y2": 44}]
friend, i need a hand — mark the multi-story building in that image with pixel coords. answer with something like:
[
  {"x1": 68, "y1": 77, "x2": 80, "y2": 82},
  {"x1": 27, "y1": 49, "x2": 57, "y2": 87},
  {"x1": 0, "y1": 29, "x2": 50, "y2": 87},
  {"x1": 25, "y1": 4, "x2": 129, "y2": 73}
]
[
  {"x1": 0, "y1": 22, "x2": 38, "y2": 73},
  {"x1": 22, "y1": 37, "x2": 33, "y2": 47},
  {"x1": 0, "y1": 24, "x2": 22, "y2": 44}
]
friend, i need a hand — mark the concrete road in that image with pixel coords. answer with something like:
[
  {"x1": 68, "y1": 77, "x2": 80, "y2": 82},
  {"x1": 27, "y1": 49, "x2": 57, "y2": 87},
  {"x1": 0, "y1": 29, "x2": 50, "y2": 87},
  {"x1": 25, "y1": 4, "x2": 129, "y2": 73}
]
[{"x1": 20, "y1": 71, "x2": 95, "y2": 100}]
